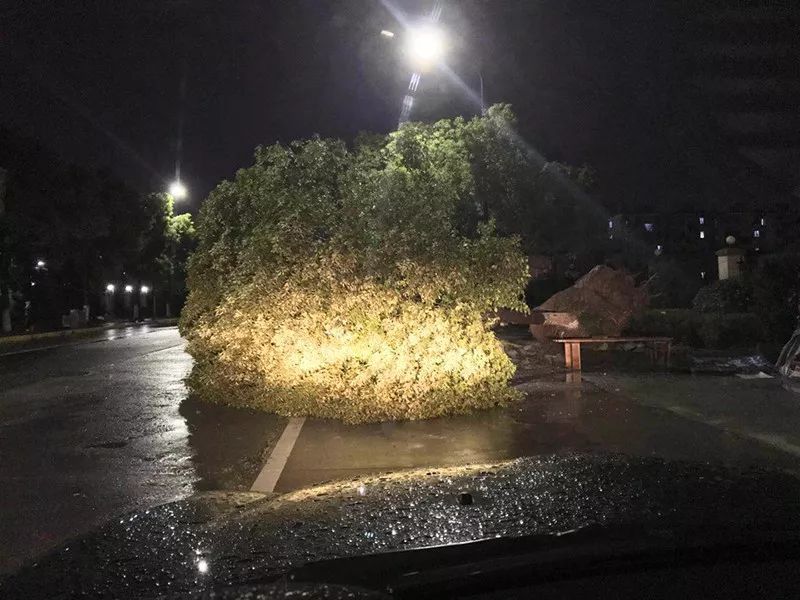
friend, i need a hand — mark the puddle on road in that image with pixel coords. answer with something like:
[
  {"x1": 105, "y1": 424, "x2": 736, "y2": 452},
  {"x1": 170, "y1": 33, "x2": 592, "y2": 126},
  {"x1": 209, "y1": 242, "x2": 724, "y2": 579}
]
[{"x1": 178, "y1": 396, "x2": 287, "y2": 491}]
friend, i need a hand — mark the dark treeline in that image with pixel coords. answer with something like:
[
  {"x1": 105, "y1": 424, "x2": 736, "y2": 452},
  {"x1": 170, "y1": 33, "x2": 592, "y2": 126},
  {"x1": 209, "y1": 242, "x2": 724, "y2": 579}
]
[{"x1": 0, "y1": 127, "x2": 195, "y2": 333}]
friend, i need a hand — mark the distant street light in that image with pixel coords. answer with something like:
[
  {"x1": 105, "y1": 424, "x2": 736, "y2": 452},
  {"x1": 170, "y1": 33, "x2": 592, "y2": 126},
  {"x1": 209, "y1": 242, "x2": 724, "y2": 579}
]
[
  {"x1": 168, "y1": 180, "x2": 188, "y2": 201},
  {"x1": 140, "y1": 285, "x2": 150, "y2": 294},
  {"x1": 106, "y1": 283, "x2": 116, "y2": 293},
  {"x1": 35, "y1": 259, "x2": 46, "y2": 269},
  {"x1": 124, "y1": 284, "x2": 134, "y2": 293}
]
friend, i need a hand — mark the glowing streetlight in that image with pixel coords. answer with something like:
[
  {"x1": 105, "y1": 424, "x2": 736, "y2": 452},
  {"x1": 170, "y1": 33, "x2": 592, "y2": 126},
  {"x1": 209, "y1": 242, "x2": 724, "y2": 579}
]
[
  {"x1": 140, "y1": 285, "x2": 150, "y2": 294},
  {"x1": 381, "y1": 21, "x2": 485, "y2": 121},
  {"x1": 124, "y1": 284, "x2": 134, "y2": 293},
  {"x1": 406, "y1": 25, "x2": 445, "y2": 68},
  {"x1": 35, "y1": 259, "x2": 46, "y2": 269},
  {"x1": 106, "y1": 283, "x2": 116, "y2": 293},
  {"x1": 168, "y1": 180, "x2": 188, "y2": 201}
]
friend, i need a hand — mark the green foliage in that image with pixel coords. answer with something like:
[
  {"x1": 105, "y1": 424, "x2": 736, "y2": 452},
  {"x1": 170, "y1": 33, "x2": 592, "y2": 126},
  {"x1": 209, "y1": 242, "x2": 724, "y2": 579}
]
[
  {"x1": 460, "y1": 105, "x2": 602, "y2": 258},
  {"x1": 627, "y1": 309, "x2": 700, "y2": 346},
  {"x1": 627, "y1": 309, "x2": 762, "y2": 349},
  {"x1": 697, "y1": 313, "x2": 763, "y2": 349},
  {"x1": 692, "y1": 280, "x2": 750, "y2": 313},
  {"x1": 639, "y1": 254, "x2": 800, "y2": 346},
  {"x1": 182, "y1": 112, "x2": 530, "y2": 423}
]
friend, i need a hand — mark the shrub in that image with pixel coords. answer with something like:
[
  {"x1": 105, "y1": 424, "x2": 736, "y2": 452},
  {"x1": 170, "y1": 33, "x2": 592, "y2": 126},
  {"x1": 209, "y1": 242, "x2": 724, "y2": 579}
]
[
  {"x1": 627, "y1": 309, "x2": 701, "y2": 346},
  {"x1": 647, "y1": 259, "x2": 702, "y2": 309},
  {"x1": 181, "y1": 111, "x2": 530, "y2": 423},
  {"x1": 696, "y1": 313, "x2": 763, "y2": 349},
  {"x1": 627, "y1": 309, "x2": 762, "y2": 349},
  {"x1": 692, "y1": 280, "x2": 750, "y2": 313}
]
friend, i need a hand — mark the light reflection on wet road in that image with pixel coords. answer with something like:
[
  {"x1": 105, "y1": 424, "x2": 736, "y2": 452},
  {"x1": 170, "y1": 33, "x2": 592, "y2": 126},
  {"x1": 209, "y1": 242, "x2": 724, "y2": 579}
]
[{"x1": 0, "y1": 326, "x2": 285, "y2": 574}]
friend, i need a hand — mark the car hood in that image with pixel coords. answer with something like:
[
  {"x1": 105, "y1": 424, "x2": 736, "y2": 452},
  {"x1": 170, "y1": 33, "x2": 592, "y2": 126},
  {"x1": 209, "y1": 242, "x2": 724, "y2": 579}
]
[{"x1": 4, "y1": 453, "x2": 800, "y2": 599}]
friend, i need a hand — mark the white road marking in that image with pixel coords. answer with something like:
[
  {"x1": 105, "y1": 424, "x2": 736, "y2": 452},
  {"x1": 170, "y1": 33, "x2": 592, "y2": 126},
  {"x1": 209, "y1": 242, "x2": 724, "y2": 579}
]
[
  {"x1": 0, "y1": 344, "x2": 68, "y2": 357},
  {"x1": 251, "y1": 417, "x2": 306, "y2": 493}
]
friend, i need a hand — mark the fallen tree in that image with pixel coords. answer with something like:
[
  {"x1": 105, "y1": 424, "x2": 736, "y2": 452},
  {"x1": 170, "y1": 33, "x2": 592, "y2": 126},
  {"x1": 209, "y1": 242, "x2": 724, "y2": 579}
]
[{"x1": 181, "y1": 110, "x2": 530, "y2": 422}]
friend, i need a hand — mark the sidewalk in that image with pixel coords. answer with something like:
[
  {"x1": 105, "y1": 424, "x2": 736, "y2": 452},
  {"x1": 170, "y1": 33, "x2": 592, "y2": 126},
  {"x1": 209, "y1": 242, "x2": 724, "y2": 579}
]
[{"x1": 587, "y1": 372, "x2": 800, "y2": 459}]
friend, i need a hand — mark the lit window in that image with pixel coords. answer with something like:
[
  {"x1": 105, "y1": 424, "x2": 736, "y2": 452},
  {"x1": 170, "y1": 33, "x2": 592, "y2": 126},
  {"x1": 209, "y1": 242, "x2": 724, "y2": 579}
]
[
  {"x1": 644, "y1": 223, "x2": 654, "y2": 232},
  {"x1": 700, "y1": 231, "x2": 705, "y2": 239},
  {"x1": 699, "y1": 216, "x2": 705, "y2": 225},
  {"x1": 753, "y1": 229, "x2": 760, "y2": 238}
]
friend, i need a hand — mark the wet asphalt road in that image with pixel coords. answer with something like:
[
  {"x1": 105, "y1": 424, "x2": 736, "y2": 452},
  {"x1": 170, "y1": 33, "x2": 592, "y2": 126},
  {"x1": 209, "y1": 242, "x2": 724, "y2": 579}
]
[
  {"x1": 0, "y1": 325, "x2": 286, "y2": 574},
  {"x1": 2, "y1": 325, "x2": 799, "y2": 576}
]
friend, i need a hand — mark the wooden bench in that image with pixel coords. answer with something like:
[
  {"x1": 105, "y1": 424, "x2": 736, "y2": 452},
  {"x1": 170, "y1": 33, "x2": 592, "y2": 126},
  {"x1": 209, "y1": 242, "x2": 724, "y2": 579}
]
[{"x1": 553, "y1": 337, "x2": 672, "y2": 371}]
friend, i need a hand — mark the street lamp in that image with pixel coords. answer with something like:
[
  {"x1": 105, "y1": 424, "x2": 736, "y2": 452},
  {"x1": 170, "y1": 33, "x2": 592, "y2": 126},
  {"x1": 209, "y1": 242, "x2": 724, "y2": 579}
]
[
  {"x1": 406, "y1": 24, "x2": 445, "y2": 69},
  {"x1": 382, "y1": 22, "x2": 485, "y2": 121},
  {"x1": 124, "y1": 284, "x2": 134, "y2": 293},
  {"x1": 35, "y1": 259, "x2": 46, "y2": 270},
  {"x1": 106, "y1": 283, "x2": 115, "y2": 293},
  {"x1": 168, "y1": 180, "x2": 188, "y2": 201},
  {"x1": 140, "y1": 285, "x2": 150, "y2": 294}
]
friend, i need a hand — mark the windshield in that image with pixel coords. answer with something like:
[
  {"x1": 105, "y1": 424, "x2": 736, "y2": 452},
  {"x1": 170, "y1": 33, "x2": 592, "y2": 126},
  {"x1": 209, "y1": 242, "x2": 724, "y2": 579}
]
[{"x1": 2, "y1": 1, "x2": 800, "y2": 598}]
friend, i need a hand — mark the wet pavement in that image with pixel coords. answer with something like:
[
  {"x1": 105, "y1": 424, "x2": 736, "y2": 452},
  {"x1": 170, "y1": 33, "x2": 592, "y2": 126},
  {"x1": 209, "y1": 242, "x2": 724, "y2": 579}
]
[
  {"x1": 589, "y1": 372, "x2": 800, "y2": 459},
  {"x1": 5, "y1": 454, "x2": 800, "y2": 598},
  {"x1": 0, "y1": 326, "x2": 286, "y2": 574},
  {"x1": 3, "y1": 325, "x2": 800, "y2": 579},
  {"x1": 276, "y1": 375, "x2": 800, "y2": 492}
]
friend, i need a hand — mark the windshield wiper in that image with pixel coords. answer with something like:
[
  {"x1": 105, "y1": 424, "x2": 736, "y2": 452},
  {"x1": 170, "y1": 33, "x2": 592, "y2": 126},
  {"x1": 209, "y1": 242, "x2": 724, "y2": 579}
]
[{"x1": 283, "y1": 525, "x2": 800, "y2": 598}]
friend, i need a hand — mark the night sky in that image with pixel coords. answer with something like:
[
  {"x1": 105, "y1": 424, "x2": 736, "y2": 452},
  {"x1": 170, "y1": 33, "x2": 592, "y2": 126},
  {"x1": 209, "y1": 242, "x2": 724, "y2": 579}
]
[{"x1": 0, "y1": 1, "x2": 777, "y2": 212}]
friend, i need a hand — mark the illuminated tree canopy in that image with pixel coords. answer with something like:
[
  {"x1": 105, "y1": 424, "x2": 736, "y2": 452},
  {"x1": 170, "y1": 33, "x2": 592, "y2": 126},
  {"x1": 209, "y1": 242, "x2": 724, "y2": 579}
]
[{"x1": 181, "y1": 106, "x2": 530, "y2": 422}]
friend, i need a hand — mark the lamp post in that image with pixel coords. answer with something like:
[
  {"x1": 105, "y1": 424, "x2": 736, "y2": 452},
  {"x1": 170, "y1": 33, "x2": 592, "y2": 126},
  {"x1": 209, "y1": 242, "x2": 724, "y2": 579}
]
[
  {"x1": 104, "y1": 283, "x2": 115, "y2": 316},
  {"x1": 137, "y1": 285, "x2": 150, "y2": 321},
  {"x1": 165, "y1": 181, "x2": 187, "y2": 318},
  {"x1": 381, "y1": 23, "x2": 485, "y2": 122}
]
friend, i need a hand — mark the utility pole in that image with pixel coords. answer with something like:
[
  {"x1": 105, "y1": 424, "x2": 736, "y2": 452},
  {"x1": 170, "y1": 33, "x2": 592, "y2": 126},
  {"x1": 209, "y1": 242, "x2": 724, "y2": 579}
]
[
  {"x1": 0, "y1": 167, "x2": 10, "y2": 333},
  {"x1": 166, "y1": 239, "x2": 175, "y2": 318}
]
